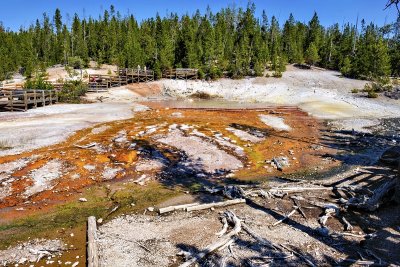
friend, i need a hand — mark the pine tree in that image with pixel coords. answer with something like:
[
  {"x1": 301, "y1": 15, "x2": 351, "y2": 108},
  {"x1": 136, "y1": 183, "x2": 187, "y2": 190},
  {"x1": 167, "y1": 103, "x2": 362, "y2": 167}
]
[{"x1": 305, "y1": 42, "x2": 319, "y2": 65}]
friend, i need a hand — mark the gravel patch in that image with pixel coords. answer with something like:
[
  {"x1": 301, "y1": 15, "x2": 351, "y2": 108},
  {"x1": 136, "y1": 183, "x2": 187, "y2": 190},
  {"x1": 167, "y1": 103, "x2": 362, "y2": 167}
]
[
  {"x1": 0, "y1": 239, "x2": 65, "y2": 266},
  {"x1": 97, "y1": 213, "x2": 221, "y2": 267}
]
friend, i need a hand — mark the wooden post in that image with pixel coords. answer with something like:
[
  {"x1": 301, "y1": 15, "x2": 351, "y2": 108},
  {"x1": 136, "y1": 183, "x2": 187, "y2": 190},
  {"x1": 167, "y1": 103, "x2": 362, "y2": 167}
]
[
  {"x1": 33, "y1": 90, "x2": 37, "y2": 108},
  {"x1": 24, "y1": 91, "x2": 27, "y2": 111},
  {"x1": 87, "y1": 216, "x2": 99, "y2": 267},
  {"x1": 49, "y1": 90, "x2": 52, "y2": 105},
  {"x1": 42, "y1": 91, "x2": 45, "y2": 106},
  {"x1": 9, "y1": 91, "x2": 13, "y2": 112}
]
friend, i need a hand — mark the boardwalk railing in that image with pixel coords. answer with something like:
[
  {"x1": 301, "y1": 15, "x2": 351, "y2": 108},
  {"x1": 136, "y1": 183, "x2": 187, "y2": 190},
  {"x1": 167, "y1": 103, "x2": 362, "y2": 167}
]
[
  {"x1": 162, "y1": 68, "x2": 198, "y2": 80},
  {"x1": 0, "y1": 89, "x2": 58, "y2": 112},
  {"x1": 88, "y1": 68, "x2": 154, "y2": 92}
]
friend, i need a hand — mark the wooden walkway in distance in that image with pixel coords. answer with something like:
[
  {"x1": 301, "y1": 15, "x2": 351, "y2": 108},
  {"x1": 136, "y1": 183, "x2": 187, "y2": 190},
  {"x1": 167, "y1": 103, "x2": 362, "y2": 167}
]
[
  {"x1": 162, "y1": 68, "x2": 198, "y2": 80},
  {"x1": 0, "y1": 89, "x2": 58, "y2": 112},
  {"x1": 88, "y1": 68, "x2": 155, "y2": 92}
]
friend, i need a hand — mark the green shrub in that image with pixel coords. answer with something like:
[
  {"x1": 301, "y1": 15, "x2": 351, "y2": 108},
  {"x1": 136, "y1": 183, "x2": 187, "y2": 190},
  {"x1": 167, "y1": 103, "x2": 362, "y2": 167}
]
[
  {"x1": 197, "y1": 69, "x2": 205, "y2": 80},
  {"x1": 68, "y1": 56, "x2": 84, "y2": 69},
  {"x1": 24, "y1": 76, "x2": 53, "y2": 90},
  {"x1": 272, "y1": 72, "x2": 283, "y2": 78},
  {"x1": 367, "y1": 91, "x2": 378, "y2": 98},
  {"x1": 58, "y1": 80, "x2": 87, "y2": 103},
  {"x1": 351, "y1": 88, "x2": 359, "y2": 93}
]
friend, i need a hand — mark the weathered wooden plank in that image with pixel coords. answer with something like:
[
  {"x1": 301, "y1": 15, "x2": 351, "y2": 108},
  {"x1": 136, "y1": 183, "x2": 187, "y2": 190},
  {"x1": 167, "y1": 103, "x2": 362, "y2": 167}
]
[{"x1": 87, "y1": 216, "x2": 99, "y2": 267}]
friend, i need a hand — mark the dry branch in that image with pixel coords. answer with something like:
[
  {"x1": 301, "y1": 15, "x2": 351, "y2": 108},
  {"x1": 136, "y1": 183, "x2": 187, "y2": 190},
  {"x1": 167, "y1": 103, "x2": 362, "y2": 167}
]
[
  {"x1": 291, "y1": 197, "x2": 307, "y2": 219},
  {"x1": 185, "y1": 199, "x2": 246, "y2": 212},
  {"x1": 179, "y1": 211, "x2": 241, "y2": 267},
  {"x1": 280, "y1": 244, "x2": 316, "y2": 267},
  {"x1": 272, "y1": 207, "x2": 298, "y2": 226},
  {"x1": 216, "y1": 217, "x2": 228, "y2": 237},
  {"x1": 346, "y1": 179, "x2": 397, "y2": 211}
]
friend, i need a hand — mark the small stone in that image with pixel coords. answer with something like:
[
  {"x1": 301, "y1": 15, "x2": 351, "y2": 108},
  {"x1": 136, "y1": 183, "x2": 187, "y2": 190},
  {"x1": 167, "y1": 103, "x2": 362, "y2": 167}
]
[
  {"x1": 147, "y1": 207, "x2": 154, "y2": 212},
  {"x1": 130, "y1": 203, "x2": 136, "y2": 207},
  {"x1": 18, "y1": 258, "x2": 27, "y2": 264},
  {"x1": 316, "y1": 227, "x2": 330, "y2": 237},
  {"x1": 210, "y1": 207, "x2": 215, "y2": 211},
  {"x1": 72, "y1": 262, "x2": 79, "y2": 267},
  {"x1": 78, "y1": 198, "x2": 88, "y2": 202},
  {"x1": 97, "y1": 218, "x2": 103, "y2": 224}
]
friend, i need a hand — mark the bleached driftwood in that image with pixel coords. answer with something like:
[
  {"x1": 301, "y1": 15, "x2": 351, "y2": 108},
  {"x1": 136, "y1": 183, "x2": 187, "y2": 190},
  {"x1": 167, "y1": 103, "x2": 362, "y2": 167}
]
[
  {"x1": 74, "y1": 143, "x2": 96, "y2": 149},
  {"x1": 87, "y1": 216, "x2": 99, "y2": 267},
  {"x1": 269, "y1": 186, "x2": 333, "y2": 194},
  {"x1": 158, "y1": 202, "x2": 200, "y2": 214},
  {"x1": 346, "y1": 179, "x2": 397, "y2": 211},
  {"x1": 216, "y1": 217, "x2": 228, "y2": 237},
  {"x1": 186, "y1": 199, "x2": 246, "y2": 212},
  {"x1": 179, "y1": 211, "x2": 241, "y2": 267},
  {"x1": 291, "y1": 197, "x2": 307, "y2": 219},
  {"x1": 341, "y1": 216, "x2": 353, "y2": 231},
  {"x1": 272, "y1": 208, "x2": 298, "y2": 226}
]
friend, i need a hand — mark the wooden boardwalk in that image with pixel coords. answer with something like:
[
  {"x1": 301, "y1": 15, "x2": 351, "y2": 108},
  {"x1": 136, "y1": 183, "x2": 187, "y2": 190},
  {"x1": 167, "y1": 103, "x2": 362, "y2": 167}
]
[
  {"x1": 0, "y1": 89, "x2": 58, "y2": 111},
  {"x1": 88, "y1": 68, "x2": 154, "y2": 92},
  {"x1": 162, "y1": 68, "x2": 198, "y2": 80}
]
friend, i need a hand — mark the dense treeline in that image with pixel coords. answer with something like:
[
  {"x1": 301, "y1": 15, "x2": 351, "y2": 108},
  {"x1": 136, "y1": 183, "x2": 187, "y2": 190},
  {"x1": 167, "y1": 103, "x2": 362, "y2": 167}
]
[{"x1": 0, "y1": 3, "x2": 399, "y2": 81}]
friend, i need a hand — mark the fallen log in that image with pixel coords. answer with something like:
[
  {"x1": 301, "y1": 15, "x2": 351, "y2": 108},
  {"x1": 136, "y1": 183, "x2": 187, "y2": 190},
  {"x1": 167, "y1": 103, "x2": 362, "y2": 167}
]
[
  {"x1": 186, "y1": 199, "x2": 246, "y2": 212},
  {"x1": 179, "y1": 211, "x2": 241, "y2": 267},
  {"x1": 269, "y1": 186, "x2": 333, "y2": 194},
  {"x1": 346, "y1": 179, "x2": 397, "y2": 211},
  {"x1": 158, "y1": 202, "x2": 200, "y2": 214},
  {"x1": 87, "y1": 216, "x2": 99, "y2": 267}
]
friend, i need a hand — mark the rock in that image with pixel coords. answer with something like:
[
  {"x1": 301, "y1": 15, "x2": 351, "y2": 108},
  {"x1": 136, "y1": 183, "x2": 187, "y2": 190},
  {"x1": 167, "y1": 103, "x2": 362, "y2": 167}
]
[
  {"x1": 18, "y1": 258, "x2": 27, "y2": 264},
  {"x1": 147, "y1": 207, "x2": 155, "y2": 212},
  {"x1": 380, "y1": 146, "x2": 400, "y2": 166},
  {"x1": 97, "y1": 218, "x2": 103, "y2": 224},
  {"x1": 72, "y1": 262, "x2": 79, "y2": 267},
  {"x1": 78, "y1": 198, "x2": 87, "y2": 202},
  {"x1": 316, "y1": 226, "x2": 330, "y2": 237}
]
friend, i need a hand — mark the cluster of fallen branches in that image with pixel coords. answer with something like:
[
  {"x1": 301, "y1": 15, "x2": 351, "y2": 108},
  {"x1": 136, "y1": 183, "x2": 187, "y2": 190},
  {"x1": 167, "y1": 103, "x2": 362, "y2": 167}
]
[
  {"x1": 161, "y1": 176, "x2": 398, "y2": 265},
  {"x1": 178, "y1": 210, "x2": 314, "y2": 267}
]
